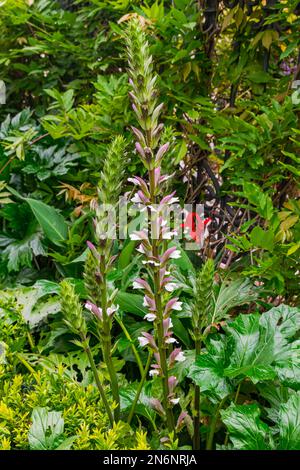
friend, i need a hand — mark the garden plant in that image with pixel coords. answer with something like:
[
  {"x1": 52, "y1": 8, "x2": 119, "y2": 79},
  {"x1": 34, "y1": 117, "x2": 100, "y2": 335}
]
[{"x1": 0, "y1": 0, "x2": 299, "y2": 452}]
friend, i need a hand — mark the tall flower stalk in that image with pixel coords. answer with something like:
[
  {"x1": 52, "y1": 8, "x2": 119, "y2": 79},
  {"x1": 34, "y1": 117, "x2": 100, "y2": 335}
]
[
  {"x1": 125, "y1": 20, "x2": 184, "y2": 433},
  {"x1": 60, "y1": 280, "x2": 114, "y2": 426},
  {"x1": 191, "y1": 258, "x2": 214, "y2": 449},
  {"x1": 84, "y1": 135, "x2": 127, "y2": 422}
]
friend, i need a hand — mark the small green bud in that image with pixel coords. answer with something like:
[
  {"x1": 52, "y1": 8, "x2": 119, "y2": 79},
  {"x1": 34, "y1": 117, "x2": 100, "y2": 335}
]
[
  {"x1": 192, "y1": 259, "x2": 214, "y2": 331},
  {"x1": 98, "y1": 135, "x2": 127, "y2": 205},
  {"x1": 84, "y1": 251, "x2": 102, "y2": 305},
  {"x1": 60, "y1": 280, "x2": 86, "y2": 335}
]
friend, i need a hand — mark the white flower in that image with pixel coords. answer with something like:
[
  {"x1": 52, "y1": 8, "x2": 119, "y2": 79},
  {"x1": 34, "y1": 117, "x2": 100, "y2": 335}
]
[
  {"x1": 175, "y1": 351, "x2": 185, "y2": 362},
  {"x1": 85, "y1": 302, "x2": 93, "y2": 312},
  {"x1": 172, "y1": 301, "x2": 182, "y2": 311},
  {"x1": 130, "y1": 233, "x2": 142, "y2": 241},
  {"x1": 136, "y1": 244, "x2": 145, "y2": 254},
  {"x1": 149, "y1": 369, "x2": 160, "y2": 377},
  {"x1": 169, "y1": 250, "x2": 181, "y2": 259},
  {"x1": 133, "y1": 281, "x2": 143, "y2": 289},
  {"x1": 131, "y1": 193, "x2": 143, "y2": 204},
  {"x1": 144, "y1": 313, "x2": 156, "y2": 322},
  {"x1": 165, "y1": 337, "x2": 178, "y2": 344},
  {"x1": 167, "y1": 197, "x2": 179, "y2": 205},
  {"x1": 138, "y1": 336, "x2": 149, "y2": 347},
  {"x1": 165, "y1": 282, "x2": 177, "y2": 292},
  {"x1": 162, "y1": 231, "x2": 174, "y2": 240},
  {"x1": 170, "y1": 398, "x2": 180, "y2": 405},
  {"x1": 107, "y1": 305, "x2": 119, "y2": 316}
]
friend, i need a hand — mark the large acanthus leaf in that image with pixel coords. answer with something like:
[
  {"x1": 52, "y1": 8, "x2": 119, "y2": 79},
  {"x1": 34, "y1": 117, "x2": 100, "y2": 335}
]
[
  {"x1": 187, "y1": 337, "x2": 233, "y2": 401},
  {"x1": 221, "y1": 403, "x2": 273, "y2": 450},
  {"x1": 172, "y1": 349, "x2": 196, "y2": 383},
  {"x1": 223, "y1": 313, "x2": 277, "y2": 382},
  {"x1": 211, "y1": 278, "x2": 261, "y2": 323},
  {"x1": 224, "y1": 304, "x2": 300, "y2": 388},
  {"x1": 28, "y1": 407, "x2": 65, "y2": 450},
  {"x1": 187, "y1": 305, "x2": 300, "y2": 400},
  {"x1": 257, "y1": 382, "x2": 291, "y2": 422},
  {"x1": 119, "y1": 383, "x2": 156, "y2": 424},
  {"x1": 221, "y1": 392, "x2": 300, "y2": 450},
  {"x1": 277, "y1": 392, "x2": 300, "y2": 450}
]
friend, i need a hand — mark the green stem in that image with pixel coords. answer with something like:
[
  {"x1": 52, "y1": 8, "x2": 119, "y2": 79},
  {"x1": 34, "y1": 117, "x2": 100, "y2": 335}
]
[
  {"x1": 27, "y1": 330, "x2": 35, "y2": 352},
  {"x1": 69, "y1": 211, "x2": 91, "y2": 239},
  {"x1": 82, "y1": 335, "x2": 114, "y2": 427},
  {"x1": 115, "y1": 315, "x2": 144, "y2": 377},
  {"x1": 193, "y1": 334, "x2": 201, "y2": 450},
  {"x1": 100, "y1": 255, "x2": 120, "y2": 422},
  {"x1": 0, "y1": 155, "x2": 15, "y2": 176},
  {"x1": 127, "y1": 351, "x2": 153, "y2": 425},
  {"x1": 206, "y1": 396, "x2": 227, "y2": 450},
  {"x1": 16, "y1": 353, "x2": 37, "y2": 378}
]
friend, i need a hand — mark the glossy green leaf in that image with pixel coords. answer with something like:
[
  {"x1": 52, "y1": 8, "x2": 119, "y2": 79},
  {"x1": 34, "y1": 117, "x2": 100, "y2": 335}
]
[
  {"x1": 116, "y1": 292, "x2": 146, "y2": 317},
  {"x1": 221, "y1": 403, "x2": 272, "y2": 450},
  {"x1": 118, "y1": 241, "x2": 137, "y2": 269},
  {"x1": 26, "y1": 198, "x2": 68, "y2": 246},
  {"x1": 188, "y1": 337, "x2": 233, "y2": 401},
  {"x1": 277, "y1": 392, "x2": 300, "y2": 450},
  {"x1": 224, "y1": 305, "x2": 300, "y2": 386},
  {"x1": 189, "y1": 305, "x2": 300, "y2": 401}
]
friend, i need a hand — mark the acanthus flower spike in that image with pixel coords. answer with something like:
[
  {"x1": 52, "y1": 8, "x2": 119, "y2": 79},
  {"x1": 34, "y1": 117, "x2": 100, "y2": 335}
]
[{"x1": 126, "y1": 18, "x2": 179, "y2": 433}]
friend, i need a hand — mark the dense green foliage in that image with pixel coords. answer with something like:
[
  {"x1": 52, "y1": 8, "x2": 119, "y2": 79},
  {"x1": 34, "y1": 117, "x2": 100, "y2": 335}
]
[{"x1": 0, "y1": 0, "x2": 299, "y2": 451}]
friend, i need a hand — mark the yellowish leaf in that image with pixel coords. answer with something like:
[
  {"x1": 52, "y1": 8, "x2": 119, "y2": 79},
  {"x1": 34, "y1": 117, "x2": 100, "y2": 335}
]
[
  {"x1": 221, "y1": 9, "x2": 235, "y2": 32},
  {"x1": 183, "y1": 62, "x2": 192, "y2": 82},
  {"x1": 235, "y1": 7, "x2": 244, "y2": 28},
  {"x1": 287, "y1": 13, "x2": 297, "y2": 23},
  {"x1": 287, "y1": 243, "x2": 300, "y2": 256},
  {"x1": 281, "y1": 214, "x2": 299, "y2": 231},
  {"x1": 262, "y1": 30, "x2": 273, "y2": 50}
]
